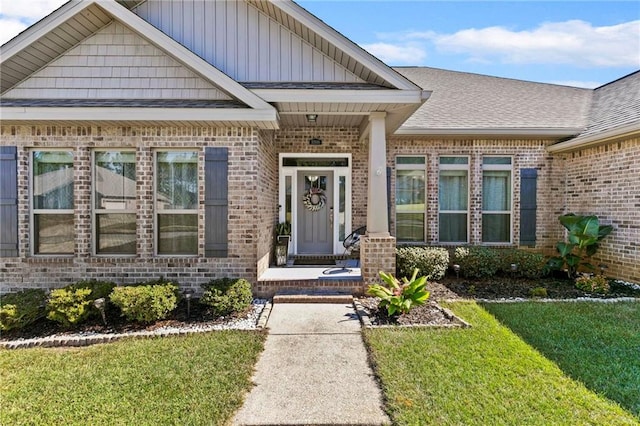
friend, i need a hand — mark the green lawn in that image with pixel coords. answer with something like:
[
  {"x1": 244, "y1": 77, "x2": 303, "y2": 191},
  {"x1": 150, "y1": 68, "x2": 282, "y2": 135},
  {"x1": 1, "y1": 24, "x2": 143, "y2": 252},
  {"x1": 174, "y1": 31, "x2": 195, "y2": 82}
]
[
  {"x1": 0, "y1": 331, "x2": 265, "y2": 425},
  {"x1": 482, "y1": 300, "x2": 640, "y2": 418},
  {"x1": 364, "y1": 302, "x2": 639, "y2": 425}
]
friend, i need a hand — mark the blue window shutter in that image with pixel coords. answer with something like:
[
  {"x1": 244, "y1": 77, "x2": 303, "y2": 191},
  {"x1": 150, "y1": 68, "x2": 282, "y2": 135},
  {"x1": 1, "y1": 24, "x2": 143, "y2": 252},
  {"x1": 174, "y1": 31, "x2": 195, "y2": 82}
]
[
  {"x1": 205, "y1": 148, "x2": 228, "y2": 257},
  {"x1": 0, "y1": 146, "x2": 18, "y2": 257},
  {"x1": 520, "y1": 168, "x2": 537, "y2": 247}
]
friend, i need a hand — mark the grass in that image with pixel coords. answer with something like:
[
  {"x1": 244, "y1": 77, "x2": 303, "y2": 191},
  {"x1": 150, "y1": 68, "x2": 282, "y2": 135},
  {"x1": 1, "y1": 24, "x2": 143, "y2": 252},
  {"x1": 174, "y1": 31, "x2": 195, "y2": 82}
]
[
  {"x1": 364, "y1": 302, "x2": 639, "y2": 425},
  {"x1": 0, "y1": 330, "x2": 265, "y2": 425},
  {"x1": 482, "y1": 300, "x2": 640, "y2": 418}
]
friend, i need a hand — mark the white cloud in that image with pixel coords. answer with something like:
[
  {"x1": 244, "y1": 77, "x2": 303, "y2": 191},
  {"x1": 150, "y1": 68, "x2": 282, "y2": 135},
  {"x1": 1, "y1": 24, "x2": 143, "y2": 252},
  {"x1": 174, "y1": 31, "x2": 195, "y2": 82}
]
[
  {"x1": 360, "y1": 42, "x2": 427, "y2": 65},
  {"x1": 0, "y1": 18, "x2": 28, "y2": 45},
  {"x1": 370, "y1": 20, "x2": 640, "y2": 68},
  {"x1": 435, "y1": 20, "x2": 640, "y2": 67},
  {"x1": 0, "y1": 0, "x2": 67, "y2": 44},
  {"x1": 549, "y1": 80, "x2": 603, "y2": 89},
  {"x1": 0, "y1": 0, "x2": 68, "y2": 21}
]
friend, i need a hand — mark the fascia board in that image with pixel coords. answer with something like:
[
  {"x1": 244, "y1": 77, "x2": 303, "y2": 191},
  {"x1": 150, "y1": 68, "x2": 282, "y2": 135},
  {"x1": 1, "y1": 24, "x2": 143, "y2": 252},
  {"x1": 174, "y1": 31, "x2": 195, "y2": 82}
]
[
  {"x1": 395, "y1": 127, "x2": 584, "y2": 137},
  {"x1": 1, "y1": 1, "x2": 91, "y2": 61},
  {"x1": 272, "y1": 0, "x2": 422, "y2": 91},
  {"x1": 251, "y1": 89, "x2": 424, "y2": 104},
  {"x1": 96, "y1": 0, "x2": 276, "y2": 112},
  {"x1": 547, "y1": 122, "x2": 640, "y2": 153},
  {"x1": 0, "y1": 106, "x2": 279, "y2": 122}
]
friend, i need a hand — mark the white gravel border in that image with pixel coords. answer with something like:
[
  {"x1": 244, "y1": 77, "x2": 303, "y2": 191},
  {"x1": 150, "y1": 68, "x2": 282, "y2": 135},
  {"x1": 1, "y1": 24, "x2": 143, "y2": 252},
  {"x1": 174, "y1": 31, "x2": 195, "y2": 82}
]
[{"x1": 1, "y1": 299, "x2": 271, "y2": 350}]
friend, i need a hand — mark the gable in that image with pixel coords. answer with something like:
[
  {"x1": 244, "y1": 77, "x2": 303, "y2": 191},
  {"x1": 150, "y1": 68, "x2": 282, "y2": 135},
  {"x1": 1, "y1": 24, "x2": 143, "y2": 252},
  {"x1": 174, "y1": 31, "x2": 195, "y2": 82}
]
[
  {"x1": 131, "y1": 0, "x2": 367, "y2": 84},
  {"x1": 3, "y1": 21, "x2": 232, "y2": 100}
]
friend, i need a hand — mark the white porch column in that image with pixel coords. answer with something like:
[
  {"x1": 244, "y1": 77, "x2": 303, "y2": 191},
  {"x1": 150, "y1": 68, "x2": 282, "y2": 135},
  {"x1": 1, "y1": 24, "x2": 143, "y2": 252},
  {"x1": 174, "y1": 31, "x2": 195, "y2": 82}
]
[{"x1": 366, "y1": 112, "x2": 389, "y2": 236}]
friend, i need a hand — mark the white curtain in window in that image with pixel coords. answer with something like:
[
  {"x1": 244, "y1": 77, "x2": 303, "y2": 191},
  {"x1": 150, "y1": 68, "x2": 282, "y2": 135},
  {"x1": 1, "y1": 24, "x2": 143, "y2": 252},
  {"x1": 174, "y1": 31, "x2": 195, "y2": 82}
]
[
  {"x1": 483, "y1": 171, "x2": 510, "y2": 211},
  {"x1": 439, "y1": 170, "x2": 467, "y2": 211}
]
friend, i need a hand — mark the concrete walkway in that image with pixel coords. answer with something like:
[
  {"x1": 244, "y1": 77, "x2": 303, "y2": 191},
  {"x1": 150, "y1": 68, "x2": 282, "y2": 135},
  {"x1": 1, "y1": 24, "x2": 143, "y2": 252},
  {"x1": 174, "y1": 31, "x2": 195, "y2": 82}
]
[{"x1": 233, "y1": 303, "x2": 390, "y2": 426}]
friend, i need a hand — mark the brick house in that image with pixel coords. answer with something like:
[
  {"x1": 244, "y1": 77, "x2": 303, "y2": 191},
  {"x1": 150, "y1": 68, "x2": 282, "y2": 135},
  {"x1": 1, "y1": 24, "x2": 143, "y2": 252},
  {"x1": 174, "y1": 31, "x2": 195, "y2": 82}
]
[{"x1": 1, "y1": 0, "x2": 638, "y2": 296}]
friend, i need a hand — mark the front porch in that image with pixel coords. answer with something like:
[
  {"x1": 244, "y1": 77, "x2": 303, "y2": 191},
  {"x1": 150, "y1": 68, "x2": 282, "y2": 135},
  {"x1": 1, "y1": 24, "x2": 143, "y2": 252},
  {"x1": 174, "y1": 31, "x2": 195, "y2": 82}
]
[{"x1": 256, "y1": 257, "x2": 363, "y2": 298}]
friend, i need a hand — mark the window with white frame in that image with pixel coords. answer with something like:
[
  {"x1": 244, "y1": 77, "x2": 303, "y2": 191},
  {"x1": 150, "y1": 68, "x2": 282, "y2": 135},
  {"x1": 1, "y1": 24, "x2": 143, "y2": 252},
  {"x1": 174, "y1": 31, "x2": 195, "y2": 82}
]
[
  {"x1": 395, "y1": 156, "x2": 426, "y2": 242},
  {"x1": 94, "y1": 151, "x2": 136, "y2": 255},
  {"x1": 482, "y1": 156, "x2": 512, "y2": 243},
  {"x1": 32, "y1": 150, "x2": 74, "y2": 255},
  {"x1": 156, "y1": 151, "x2": 198, "y2": 255},
  {"x1": 439, "y1": 156, "x2": 469, "y2": 243}
]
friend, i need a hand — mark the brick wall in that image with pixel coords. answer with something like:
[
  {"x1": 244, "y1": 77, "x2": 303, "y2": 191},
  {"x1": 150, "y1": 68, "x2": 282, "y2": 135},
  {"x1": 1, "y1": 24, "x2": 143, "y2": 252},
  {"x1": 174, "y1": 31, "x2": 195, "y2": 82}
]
[
  {"x1": 0, "y1": 125, "x2": 262, "y2": 293},
  {"x1": 256, "y1": 129, "x2": 278, "y2": 277},
  {"x1": 562, "y1": 137, "x2": 640, "y2": 283},
  {"x1": 387, "y1": 137, "x2": 566, "y2": 252}
]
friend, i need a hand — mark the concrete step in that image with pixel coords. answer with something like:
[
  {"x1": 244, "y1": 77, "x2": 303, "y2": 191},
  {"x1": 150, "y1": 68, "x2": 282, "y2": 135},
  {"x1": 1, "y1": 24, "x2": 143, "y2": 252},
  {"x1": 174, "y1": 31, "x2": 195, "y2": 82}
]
[{"x1": 273, "y1": 293, "x2": 354, "y2": 304}]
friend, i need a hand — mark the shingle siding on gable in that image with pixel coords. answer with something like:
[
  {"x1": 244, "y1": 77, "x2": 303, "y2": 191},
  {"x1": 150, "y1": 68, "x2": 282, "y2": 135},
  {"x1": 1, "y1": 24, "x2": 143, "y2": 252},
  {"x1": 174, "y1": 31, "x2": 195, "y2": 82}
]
[
  {"x1": 132, "y1": 0, "x2": 364, "y2": 83},
  {"x1": 3, "y1": 21, "x2": 231, "y2": 100}
]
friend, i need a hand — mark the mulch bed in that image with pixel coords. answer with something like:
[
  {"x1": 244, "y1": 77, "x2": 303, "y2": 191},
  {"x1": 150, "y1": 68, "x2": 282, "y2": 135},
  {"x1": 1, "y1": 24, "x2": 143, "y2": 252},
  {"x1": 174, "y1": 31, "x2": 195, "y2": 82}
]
[
  {"x1": 0, "y1": 299, "x2": 248, "y2": 342},
  {"x1": 358, "y1": 275, "x2": 640, "y2": 327}
]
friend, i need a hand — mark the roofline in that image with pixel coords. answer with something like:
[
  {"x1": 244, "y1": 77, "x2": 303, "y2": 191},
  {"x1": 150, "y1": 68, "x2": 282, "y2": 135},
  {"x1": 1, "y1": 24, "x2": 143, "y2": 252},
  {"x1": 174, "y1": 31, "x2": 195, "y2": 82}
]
[
  {"x1": 251, "y1": 88, "x2": 425, "y2": 104},
  {"x1": 394, "y1": 127, "x2": 584, "y2": 137},
  {"x1": 97, "y1": 0, "x2": 275, "y2": 112},
  {"x1": 547, "y1": 122, "x2": 640, "y2": 153},
  {"x1": 0, "y1": 106, "x2": 279, "y2": 123},
  {"x1": 274, "y1": 0, "x2": 422, "y2": 92},
  {"x1": 0, "y1": 0, "x2": 89, "y2": 60},
  {"x1": 593, "y1": 69, "x2": 640, "y2": 90}
]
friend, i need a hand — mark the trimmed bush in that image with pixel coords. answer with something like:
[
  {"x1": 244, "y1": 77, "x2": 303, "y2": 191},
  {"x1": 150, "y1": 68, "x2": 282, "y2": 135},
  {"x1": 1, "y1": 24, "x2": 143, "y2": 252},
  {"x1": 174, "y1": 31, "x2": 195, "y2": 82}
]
[
  {"x1": 453, "y1": 246, "x2": 500, "y2": 278},
  {"x1": 575, "y1": 274, "x2": 610, "y2": 294},
  {"x1": 46, "y1": 280, "x2": 116, "y2": 327},
  {"x1": 110, "y1": 281, "x2": 179, "y2": 323},
  {"x1": 499, "y1": 249, "x2": 548, "y2": 279},
  {"x1": 200, "y1": 278, "x2": 253, "y2": 318},
  {"x1": 396, "y1": 246, "x2": 449, "y2": 280},
  {"x1": 0, "y1": 289, "x2": 47, "y2": 331}
]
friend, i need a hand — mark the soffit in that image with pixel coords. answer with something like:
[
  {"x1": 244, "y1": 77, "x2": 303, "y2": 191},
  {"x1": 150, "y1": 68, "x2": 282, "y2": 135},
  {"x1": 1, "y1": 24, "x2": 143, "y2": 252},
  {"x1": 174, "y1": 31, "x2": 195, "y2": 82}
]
[{"x1": 1, "y1": 2, "x2": 113, "y2": 94}]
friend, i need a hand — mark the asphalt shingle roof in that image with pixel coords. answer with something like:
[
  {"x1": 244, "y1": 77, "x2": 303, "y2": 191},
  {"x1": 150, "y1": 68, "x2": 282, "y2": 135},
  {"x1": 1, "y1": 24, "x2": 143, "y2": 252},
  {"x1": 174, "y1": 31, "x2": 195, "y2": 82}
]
[
  {"x1": 578, "y1": 71, "x2": 640, "y2": 138},
  {"x1": 394, "y1": 67, "x2": 593, "y2": 132}
]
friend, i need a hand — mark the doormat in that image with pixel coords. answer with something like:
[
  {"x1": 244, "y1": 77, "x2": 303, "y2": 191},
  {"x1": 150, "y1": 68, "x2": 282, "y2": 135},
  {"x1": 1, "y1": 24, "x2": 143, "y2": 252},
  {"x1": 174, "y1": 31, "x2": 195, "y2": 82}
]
[{"x1": 293, "y1": 258, "x2": 337, "y2": 266}]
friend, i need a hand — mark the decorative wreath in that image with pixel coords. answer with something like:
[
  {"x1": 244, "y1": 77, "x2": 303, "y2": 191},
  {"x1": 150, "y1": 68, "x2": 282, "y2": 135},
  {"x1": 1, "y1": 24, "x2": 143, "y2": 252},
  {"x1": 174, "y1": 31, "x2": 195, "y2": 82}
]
[{"x1": 302, "y1": 188, "x2": 326, "y2": 212}]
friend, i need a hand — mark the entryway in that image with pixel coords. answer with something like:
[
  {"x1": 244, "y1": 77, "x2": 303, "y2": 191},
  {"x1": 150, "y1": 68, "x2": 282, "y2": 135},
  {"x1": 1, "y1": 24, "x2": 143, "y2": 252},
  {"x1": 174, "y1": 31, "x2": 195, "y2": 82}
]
[{"x1": 279, "y1": 154, "x2": 352, "y2": 256}]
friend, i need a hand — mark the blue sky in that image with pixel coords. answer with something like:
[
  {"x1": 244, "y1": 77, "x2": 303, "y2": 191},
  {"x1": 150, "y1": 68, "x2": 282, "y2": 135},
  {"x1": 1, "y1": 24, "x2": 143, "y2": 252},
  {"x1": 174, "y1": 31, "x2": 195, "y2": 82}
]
[{"x1": 1, "y1": 1, "x2": 638, "y2": 88}]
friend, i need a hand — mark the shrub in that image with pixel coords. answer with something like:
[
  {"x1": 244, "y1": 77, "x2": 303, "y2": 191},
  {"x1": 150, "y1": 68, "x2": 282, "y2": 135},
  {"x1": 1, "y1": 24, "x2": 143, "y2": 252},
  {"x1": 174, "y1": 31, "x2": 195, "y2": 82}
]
[
  {"x1": 453, "y1": 246, "x2": 500, "y2": 278},
  {"x1": 396, "y1": 246, "x2": 449, "y2": 280},
  {"x1": 500, "y1": 249, "x2": 548, "y2": 279},
  {"x1": 200, "y1": 278, "x2": 253, "y2": 318},
  {"x1": 575, "y1": 274, "x2": 610, "y2": 294},
  {"x1": 367, "y1": 269, "x2": 430, "y2": 317},
  {"x1": 110, "y1": 281, "x2": 179, "y2": 323},
  {"x1": 0, "y1": 289, "x2": 47, "y2": 331},
  {"x1": 530, "y1": 287, "x2": 548, "y2": 298},
  {"x1": 46, "y1": 280, "x2": 116, "y2": 327}
]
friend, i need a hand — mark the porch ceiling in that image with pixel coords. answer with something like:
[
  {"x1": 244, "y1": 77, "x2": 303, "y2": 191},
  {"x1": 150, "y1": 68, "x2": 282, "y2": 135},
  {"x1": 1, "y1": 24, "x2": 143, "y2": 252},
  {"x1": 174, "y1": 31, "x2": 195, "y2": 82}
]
[{"x1": 279, "y1": 114, "x2": 366, "y2": 128}]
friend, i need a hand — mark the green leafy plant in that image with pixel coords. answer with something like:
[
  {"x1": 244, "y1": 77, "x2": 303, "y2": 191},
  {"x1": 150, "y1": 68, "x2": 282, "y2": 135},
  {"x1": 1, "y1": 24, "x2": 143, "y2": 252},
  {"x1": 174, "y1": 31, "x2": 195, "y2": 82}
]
[
  {"x1": 575, "y1": 274, "x2": 610, "y2": 294},
  {"x1": 500, "y1": 249, "x2": 548, "y2": 279},
  {"x1": 547, "y1": 214, "x2": 613, "y2": 277},
  {"x1": 46, "y1": 280, "x2": 116, "y2": 327},
  {"x1": 200, "y1": 278, "x2": 253, "y2": 318},
  {"x1": 530, "y1": 287, "x2": 548, "y2": 298},
  {"x1": 275, "y1": 221, "x2": 291, "y2": 236},
  {"x1": 367, "y1": 269, "x2": 430, "y2": 317},
  {"x1": 0, "y1": 289, "x2": 47, "y2": 331},
  {"x1": 110, "y1": 281, "x2": 179, "y2": 323},
  {"x1": 453, "y1": 246, "x2": 500, "y2": 278},
  {"x1": 396, "y1": 246, "x2": 449, "y2": 280}
]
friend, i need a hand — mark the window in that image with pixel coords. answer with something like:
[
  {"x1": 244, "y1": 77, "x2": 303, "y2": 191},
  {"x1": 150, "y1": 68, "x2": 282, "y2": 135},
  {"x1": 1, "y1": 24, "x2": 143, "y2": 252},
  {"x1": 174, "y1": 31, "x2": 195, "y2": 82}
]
[
  {"x1": 94, "y1": 151, "x2": 136, "y2": 255},
  {"x1": 439, "y1": 156, "x2": 469, "y2": 243},
  {"x1": 156, "y1": 151, "x2": 198, "y2": 255},
  {"x1": 482, "y1": 156, "x2": 512, "y2": 243},
  {"x1": 32, "y1": 151, "x2": 74, "y2": 254},
  {"x1": 395, "y1": 156, "x2": 425, "y2": 242}
]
